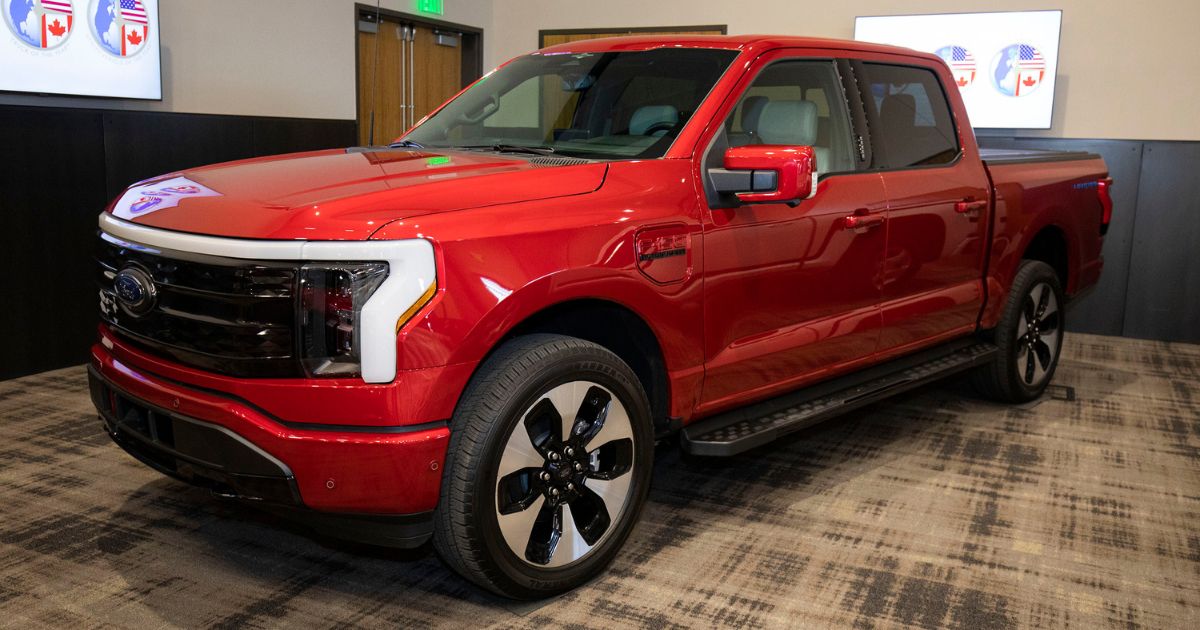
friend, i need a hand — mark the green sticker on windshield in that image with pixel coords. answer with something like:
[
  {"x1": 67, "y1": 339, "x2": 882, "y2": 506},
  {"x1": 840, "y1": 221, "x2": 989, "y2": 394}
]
[{"x1": 426, "y1": 156, "x2": 452, "y2": 166}]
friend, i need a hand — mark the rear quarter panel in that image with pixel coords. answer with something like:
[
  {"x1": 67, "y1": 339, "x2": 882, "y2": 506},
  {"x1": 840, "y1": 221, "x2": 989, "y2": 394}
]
[{"x1": 981, "y1": 157, "x2": 1109, "y2": 328}]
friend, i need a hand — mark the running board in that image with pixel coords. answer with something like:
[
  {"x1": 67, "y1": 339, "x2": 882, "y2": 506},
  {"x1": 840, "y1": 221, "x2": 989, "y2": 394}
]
[{"x1": 681, "y1": 341, "x2": 998, "y2": 457}]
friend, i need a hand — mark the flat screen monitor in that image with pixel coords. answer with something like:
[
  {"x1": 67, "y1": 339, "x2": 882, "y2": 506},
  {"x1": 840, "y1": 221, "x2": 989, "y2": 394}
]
[
  {"x1": 2, "y1": 0, "x2": 162, "y2": 100},
  {"x1": 854, "y1": 10, "x2": 1062, "y2": 129}
]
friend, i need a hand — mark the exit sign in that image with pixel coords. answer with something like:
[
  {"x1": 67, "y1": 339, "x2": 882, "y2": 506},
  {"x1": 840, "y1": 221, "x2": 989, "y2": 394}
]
[{"x1": 416, "y1": 0, "x2": 444, "y2": 15}]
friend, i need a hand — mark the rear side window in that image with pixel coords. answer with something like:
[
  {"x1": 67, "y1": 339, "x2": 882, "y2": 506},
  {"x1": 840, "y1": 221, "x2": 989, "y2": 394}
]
[{"x1": 860, "y1": 64, "x2": 960, "y2": 168}]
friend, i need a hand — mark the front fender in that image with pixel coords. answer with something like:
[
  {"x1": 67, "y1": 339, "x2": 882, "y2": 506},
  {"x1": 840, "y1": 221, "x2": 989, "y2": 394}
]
[
  {"x1": 371, "y1": 160, "x2": 703, "y2": 366},
  {"x1": 395, "y1": 234, "x2": 703, "y2": 374},
  {"x1": 370, "y1": 159, "x2": 707, "y2": 417}
]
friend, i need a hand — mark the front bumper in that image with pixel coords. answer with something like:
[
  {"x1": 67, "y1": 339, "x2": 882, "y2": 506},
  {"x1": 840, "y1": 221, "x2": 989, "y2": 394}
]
[
  {"x1": 90, "y1": 343, "x2": 452, "y2": 545},
  {"x1": 90, "y1": 364, "x2": 303, "y2": 505}
]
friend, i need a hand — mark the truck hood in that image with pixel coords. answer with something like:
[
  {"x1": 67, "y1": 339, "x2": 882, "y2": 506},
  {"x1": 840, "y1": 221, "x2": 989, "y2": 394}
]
[{"x1": 107, "y1": 148, "x2": 608, "y2": 240}]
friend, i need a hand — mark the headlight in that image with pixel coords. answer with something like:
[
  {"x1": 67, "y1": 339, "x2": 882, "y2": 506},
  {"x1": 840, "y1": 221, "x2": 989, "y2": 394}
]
[
  {"x1": 300, "y1": 261, "x2": 388, "y2": 376},
  {"x1": 300, "y1": 263, "x2": 389, "y2": 377}
]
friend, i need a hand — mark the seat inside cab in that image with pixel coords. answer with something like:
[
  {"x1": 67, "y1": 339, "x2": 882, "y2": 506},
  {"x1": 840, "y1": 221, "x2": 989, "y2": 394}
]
[{"x1": 712, "y1": 61, "x2": 856, "y2": 175}]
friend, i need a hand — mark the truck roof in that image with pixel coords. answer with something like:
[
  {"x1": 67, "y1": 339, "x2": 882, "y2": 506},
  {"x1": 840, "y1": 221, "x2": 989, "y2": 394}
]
[{"x1": 537, "y1": 34, "x2": 942, "y2": 64}]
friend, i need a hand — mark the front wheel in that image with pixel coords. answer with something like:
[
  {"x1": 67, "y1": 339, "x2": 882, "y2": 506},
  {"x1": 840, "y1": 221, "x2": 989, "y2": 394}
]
[
  {"x1": 432, "y1": 334, "x2": 653, "y2": 599},
  {"x1": 972, "y1": 260, "x2": 1065, "y2": 402}
]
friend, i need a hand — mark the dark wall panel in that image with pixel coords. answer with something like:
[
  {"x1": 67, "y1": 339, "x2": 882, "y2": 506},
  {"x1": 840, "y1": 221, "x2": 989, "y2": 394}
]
[
  {"x1": 251, "y1": 117, "x2": 362, "y2": 156},
  {"x1": 1, "y1": 107, "x2": 1195, "y2": 380},
  {"x1": 1122, "y1": 142, "x2": 1200, "y2": 343},
  {"x1": 979, "y1": 136, "x2": 1200, "y2": 344},
  {"x1": 0, "y1": 105, "x2": 355, "y2": 381},
  {"x1": 0, "y1": 107, "x2": 109, "y2": 380},
  {"x1": 102, "y1": 112, "x2": 255, "y2": 197}
]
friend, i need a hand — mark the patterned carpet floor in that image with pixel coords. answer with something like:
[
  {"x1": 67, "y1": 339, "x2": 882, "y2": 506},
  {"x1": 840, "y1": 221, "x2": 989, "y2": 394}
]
[{"x1": 0, "y1": 332, "x2": 1197, "y2": 629}]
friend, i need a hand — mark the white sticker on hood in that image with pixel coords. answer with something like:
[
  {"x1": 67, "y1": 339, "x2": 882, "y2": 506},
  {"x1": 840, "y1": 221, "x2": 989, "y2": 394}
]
[{"x1": 111, "y1": 176, "x2": 222, "y2": 220}]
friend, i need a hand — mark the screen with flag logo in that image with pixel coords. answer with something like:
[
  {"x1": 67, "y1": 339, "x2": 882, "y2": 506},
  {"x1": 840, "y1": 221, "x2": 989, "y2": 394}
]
[
  {"x1": 854, "y1": 10, "x2": 1061, "y2": 129},
  {"x1": 1, "y1": 0, "x2": 161, "y2": 99}
]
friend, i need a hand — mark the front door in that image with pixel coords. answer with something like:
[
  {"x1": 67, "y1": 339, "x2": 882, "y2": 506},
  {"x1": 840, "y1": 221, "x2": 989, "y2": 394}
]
[
  {"x1": 698, "y1": 55, "x2": 887, "y2": 411},
  {"x1": 856, "y1": 61, "x2": 991, "y2": 352}
]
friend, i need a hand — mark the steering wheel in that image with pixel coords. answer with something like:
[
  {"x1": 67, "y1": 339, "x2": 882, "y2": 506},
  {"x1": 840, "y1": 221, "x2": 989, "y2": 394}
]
[{"x1": 642, "y1": 121, "x2": 676, "y2": 136}]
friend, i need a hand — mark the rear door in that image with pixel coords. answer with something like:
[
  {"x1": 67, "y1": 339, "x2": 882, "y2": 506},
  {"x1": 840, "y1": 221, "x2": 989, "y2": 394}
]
[
  {"x1": 697, "y1": 52, "x2": 887, "y2": 411},
  {"x1": 855, "y1": 61, "x2": 991, "y2": 352}
]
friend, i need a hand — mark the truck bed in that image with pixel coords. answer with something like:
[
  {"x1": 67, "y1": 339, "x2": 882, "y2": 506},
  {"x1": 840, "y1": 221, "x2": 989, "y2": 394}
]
[{"x1": 980, "y1": 147, "x2": 1101, "y2": 165}]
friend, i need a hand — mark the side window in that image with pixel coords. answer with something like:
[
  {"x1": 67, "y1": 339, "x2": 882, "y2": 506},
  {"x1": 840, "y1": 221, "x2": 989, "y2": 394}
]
[
  {"x1": 859, "y1": 63, "x2": 960, "y2": 168},
  {"x1": 718, "y1": 60, "x2": 856, "y2": 175}
]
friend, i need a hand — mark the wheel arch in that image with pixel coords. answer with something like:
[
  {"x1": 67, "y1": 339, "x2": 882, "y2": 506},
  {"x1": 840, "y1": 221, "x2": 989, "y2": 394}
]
[
  {"x1": 1021, "y1": 224, "x2": 1071, "y2": 293},
  {"x1": 490, "y1": 299, "x2": 672, "y2": 435}
]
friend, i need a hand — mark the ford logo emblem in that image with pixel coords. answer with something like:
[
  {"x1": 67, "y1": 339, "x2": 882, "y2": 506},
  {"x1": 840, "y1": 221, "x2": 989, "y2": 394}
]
[{"x1": 113, "y1": 267, "x2": 156, "y2": 316}]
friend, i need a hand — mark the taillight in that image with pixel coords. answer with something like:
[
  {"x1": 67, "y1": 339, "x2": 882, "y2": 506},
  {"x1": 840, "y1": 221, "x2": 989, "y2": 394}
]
[
  {"x1": 299, "y1": 263, "x2": 388, "y2": 377},
  {"x1": 1097, "y1": 177, "x2": 1114, "y2": 235}
]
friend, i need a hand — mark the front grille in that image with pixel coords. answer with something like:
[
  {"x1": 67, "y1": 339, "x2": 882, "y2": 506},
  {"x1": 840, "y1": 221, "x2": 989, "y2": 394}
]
[{"x1": 97, "y1": 232, "x2": 303, "y2": 377}]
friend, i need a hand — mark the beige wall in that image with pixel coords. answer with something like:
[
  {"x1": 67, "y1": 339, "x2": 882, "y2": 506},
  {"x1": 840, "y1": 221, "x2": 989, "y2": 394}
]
[
  {"x1": 3, "y1": 0, "x2": 1196, "y2": 141},
  {"x1": 490, "y1": 0, "x2": 1200, "y2": 141},
  {"x1": 0, "y1": 0, "x2": 494, "y2": 120}
]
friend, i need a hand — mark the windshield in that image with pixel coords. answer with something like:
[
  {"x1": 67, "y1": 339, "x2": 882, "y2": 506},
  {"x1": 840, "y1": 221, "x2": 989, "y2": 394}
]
[{"x1": 403, "y1": 48, "x2": 738, "y2": 160}]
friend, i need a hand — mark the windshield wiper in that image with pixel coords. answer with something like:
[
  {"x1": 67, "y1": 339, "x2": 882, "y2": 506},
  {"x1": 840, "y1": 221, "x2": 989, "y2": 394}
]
[
  {"x1": 456, "y1": 144, "x2": 558, "y2": 157},
  {"x1": 387, "y1": 139, "x2": 425, "y2": 149}
]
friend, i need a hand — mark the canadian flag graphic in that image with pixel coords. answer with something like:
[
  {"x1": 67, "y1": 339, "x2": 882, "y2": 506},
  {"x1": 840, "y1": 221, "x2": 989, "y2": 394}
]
[
  {"x1": 40, "y1": 13, "x2": 72, "y2": 48},
  {"x1": 38, "y1": 0, "x2": 74, "y2": 49},
  {"x1": 121, "y1": 23, "x2": 147, "y2": 56},
  {"x1": 116, "y1": 0, "x2": 149, "y2": 57}
]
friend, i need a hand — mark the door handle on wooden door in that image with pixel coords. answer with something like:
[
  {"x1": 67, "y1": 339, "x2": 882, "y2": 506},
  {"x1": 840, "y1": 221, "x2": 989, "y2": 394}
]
[
  {"x1": 397, "y1": 25, "x2": 407, "y2": 132},
  {"x1": 398, "y1": 25, "x2": 416, "y2": 131},
  {"x1": 407, "y1": 24, "x2": 415, "y2": 130}
]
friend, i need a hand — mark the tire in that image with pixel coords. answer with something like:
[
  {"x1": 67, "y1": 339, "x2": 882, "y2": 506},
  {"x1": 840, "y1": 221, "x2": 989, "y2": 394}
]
[
  {"x1": 432, "y1": 334, "x2": 654, "y2": 599},
  {"x1": 971, "y1": 260, "x2": 1065, "y2": 402}
]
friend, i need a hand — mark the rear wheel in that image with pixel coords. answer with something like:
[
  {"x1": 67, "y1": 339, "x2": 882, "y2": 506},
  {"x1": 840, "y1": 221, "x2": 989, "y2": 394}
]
[
  {"x1": 433, "y1": 334, "x2": 653, "y2": 599},
  {"x1": 972, "y1": 260, "x2": 1065, "y2": 402}
]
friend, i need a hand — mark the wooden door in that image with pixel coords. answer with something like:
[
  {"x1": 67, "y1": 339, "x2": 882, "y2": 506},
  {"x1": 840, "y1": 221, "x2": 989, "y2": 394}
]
[
  {"x1": 411, "y1": 25, "x2": 463, "y2": 127},
  {"x1": 357, "y1": 22, "x2": 406, "y2": 145},
  {"x1": 357, "y1": 19, "x2": 464, "y2": 145}
]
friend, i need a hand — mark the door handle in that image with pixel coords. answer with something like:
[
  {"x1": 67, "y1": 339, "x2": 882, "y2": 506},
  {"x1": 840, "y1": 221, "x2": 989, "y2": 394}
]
[
  {"x1": 843, "y1": 213, "x2": 885, "y2": 231},
  {"x1": 955, "y1": 199, "x2": 987, "y2": 214}
]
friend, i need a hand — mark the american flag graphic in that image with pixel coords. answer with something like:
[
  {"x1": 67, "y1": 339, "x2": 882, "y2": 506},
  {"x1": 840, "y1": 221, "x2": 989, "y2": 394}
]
[
  {"x1": 120, "y1": 0, "x2": 148, "y2": 25},
  {"x1": 40, "y1": 0, "x2": 73, "y2": 15},
  {"x1": 948, "y1": 46, "x2": 975, "y2": 70},
  {"x1": 1013, "y1": 44, "x2": 1046, "y2": 96},
  {"x1": 1017, "y1": 44, "x2": 1045, "y2": 70},
  {"x1": 939, "y1": 45, "x2": 976, "y2": 87}
]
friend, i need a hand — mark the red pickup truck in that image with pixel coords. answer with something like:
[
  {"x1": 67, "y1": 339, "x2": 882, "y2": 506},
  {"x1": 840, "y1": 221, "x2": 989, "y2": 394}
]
[{"x1": 90, "y1": 35, "x2": 1111, "y2": 598}]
